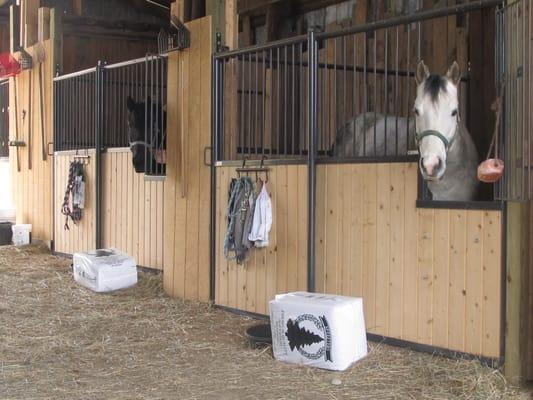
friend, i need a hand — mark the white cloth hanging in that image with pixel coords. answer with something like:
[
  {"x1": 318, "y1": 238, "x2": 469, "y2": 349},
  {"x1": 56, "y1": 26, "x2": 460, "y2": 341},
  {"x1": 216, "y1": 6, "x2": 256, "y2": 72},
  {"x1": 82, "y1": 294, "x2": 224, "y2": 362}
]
[{"x1": 248, "y1": 182, "x2": 272, "y2": 247}]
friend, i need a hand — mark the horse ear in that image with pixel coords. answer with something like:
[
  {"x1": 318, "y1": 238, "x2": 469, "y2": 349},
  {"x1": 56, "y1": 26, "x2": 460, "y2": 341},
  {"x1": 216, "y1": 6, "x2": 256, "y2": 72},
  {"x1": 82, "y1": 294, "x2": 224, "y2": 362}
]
[
  {"x1": 127, "y1": 96, "x2": 135, "y2": 112},
  {"x1": 446, "y1": 61, "x2": 461, "y2": 86},
  {"x1": 415, "y1": 60, "x2": 430, "y2": 85}
]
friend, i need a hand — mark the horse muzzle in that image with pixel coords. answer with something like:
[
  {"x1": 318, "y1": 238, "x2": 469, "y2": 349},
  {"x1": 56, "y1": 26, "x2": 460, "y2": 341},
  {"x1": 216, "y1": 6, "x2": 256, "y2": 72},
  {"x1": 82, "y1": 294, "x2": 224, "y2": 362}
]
[{"x1": 419, "y1": 156, "x2": 445, "y2": 181}]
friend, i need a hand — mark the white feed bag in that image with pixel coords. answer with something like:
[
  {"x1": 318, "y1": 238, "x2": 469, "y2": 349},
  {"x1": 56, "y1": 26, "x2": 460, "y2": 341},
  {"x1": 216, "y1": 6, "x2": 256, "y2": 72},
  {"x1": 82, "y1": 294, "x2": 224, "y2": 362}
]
[
  {"x1": 73, "y1": 248, "x2": 137, "y2": 293},
  {"x1": 269, "y1": 292, "x2": 367, "y2": 371}
]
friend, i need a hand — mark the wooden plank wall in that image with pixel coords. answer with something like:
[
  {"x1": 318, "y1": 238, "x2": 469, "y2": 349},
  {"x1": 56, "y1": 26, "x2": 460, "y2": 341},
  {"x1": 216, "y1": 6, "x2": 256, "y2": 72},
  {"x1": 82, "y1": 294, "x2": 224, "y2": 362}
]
[
  {"x1": 9, "y1": 40, "x2": 54, "y2": 243},
  {"x1": 101, "y1": 150, "x2": 164, "y2": 270},
  {"x1": 53, "y1": 152, "x2": 96, "y2": 254},
  {"x1": 215, "y1": 165, "x2": 308, "y2": 314},
  {"x1": 163, "y1": 16, "x2": 212, "y2": 301},
  {"x1": 53, "y1": 149, "x2": 164, "y2": 270},
  {"x1": 315, "y1": 162, "x2": 503, "y2": 359}
]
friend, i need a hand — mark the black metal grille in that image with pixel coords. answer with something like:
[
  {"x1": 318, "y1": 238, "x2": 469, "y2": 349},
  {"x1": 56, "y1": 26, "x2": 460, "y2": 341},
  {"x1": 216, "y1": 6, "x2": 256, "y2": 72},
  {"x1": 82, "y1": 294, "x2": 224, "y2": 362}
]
[
  {"x1": 0, "y1": 80, "x2": 8, "y2": 158},
  {"x1": 214, "y1": 38, "x2": 309, "y2": 161},
  {"x1": 214, "y1": 1, "x2": 508, "y2": 166},
  {"x1": 54, "y1": 56, "x2": 167, "y2": 176},
  {"x1": 495, "y1": 0, "x2": 531, "y2": 201}
]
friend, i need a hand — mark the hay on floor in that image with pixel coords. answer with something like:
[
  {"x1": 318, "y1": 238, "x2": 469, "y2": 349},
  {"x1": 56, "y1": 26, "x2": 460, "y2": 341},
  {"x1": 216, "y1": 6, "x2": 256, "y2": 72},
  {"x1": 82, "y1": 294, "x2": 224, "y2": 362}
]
[{"x1": 0, "y1": 244, "x2": 530, "y2": 400}]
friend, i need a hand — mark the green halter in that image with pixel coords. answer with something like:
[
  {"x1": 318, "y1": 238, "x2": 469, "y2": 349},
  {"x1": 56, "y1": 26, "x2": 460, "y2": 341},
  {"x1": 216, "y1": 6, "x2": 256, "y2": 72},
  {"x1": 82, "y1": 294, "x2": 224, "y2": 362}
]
[{"x1": 415, "y1": 117, "x2": 459, "y2": 152}]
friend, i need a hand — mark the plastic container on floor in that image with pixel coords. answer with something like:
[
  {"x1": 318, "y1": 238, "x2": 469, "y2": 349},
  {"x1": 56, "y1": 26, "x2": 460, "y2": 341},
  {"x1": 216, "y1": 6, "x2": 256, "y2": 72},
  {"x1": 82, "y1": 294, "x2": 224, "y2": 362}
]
[
  {"x1": 73, "y1": 248, "x2": 137, "y2": 293},
  {"x1": 11, "y1": 224, "x2": 31, "y2": 246}
]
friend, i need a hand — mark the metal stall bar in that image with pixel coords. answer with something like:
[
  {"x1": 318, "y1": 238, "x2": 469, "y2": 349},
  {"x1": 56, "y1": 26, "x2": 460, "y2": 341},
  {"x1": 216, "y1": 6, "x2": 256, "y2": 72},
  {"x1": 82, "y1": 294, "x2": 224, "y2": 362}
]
[
  {"x1": 95, "y1": 61, "x2": 105, "y2": 249},
  {"x1": 307, "y1": 30, "x2": 318, "y2": 292}
]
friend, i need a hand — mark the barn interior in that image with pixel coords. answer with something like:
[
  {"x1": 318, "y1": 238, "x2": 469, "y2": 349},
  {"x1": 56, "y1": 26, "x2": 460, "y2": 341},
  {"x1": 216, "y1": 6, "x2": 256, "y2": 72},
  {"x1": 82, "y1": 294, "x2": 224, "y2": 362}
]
[{"x1": 0, "y1": 0, "x2": 532, "y2": 385}]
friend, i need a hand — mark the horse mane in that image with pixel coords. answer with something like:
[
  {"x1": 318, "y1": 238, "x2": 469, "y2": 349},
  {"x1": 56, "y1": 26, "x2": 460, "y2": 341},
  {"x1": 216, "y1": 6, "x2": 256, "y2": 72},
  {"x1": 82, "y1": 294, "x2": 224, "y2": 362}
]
[{"x1": 424, "y1": 74, "x2": 447, "y2": 103}]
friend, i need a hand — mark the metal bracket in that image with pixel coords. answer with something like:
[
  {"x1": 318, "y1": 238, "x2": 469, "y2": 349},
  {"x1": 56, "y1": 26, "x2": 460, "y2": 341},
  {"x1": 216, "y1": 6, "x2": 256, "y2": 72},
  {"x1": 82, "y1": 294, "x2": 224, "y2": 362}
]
[
  {"x1": 216, "y1": 32, "x2": 229, "y2": 53},
  {"x1": 158, "y1": 16, "x2": 191, "y2": 54}
]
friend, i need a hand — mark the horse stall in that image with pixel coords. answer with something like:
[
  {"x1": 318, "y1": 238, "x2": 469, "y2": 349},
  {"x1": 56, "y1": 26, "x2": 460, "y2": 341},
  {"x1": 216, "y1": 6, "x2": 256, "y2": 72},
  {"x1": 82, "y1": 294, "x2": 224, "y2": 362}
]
[
  {"x1": 6, "y1": 2, "x2": 162, "y2": 247},
  {"x1": 212, "y1": 0, "x2": 532, "y2": 367},
  {"x1": 52, "y1": 56, "x2": 166, "y2": 270},
  {"x1": 51, "y1": 15, "x2": 213, "y2": 287}
]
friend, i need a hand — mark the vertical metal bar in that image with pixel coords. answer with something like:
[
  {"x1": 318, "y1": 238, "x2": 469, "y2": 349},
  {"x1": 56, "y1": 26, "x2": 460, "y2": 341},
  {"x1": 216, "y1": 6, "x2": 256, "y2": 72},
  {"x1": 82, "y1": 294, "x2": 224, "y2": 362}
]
[
  {"x1": 262, "y1": 51, "x2": 266, "y2": 157},
  {"x1": 255, "y1": 51, "x2": 259, "y2": 157},
  {"x1": 300, "y1": 42, "x2": 304, "y2": 155},
  {"x1": 95, "y1": 61, "x2": 104, "y2": 249},
  {"x1": 307, "y1": 31, "x2": 317, "y2": 293},
  {"x1": 353, "y1": 33, "x2": 357, "y2": 158},
  {"x1": 240, "y1": 55, "x2": 244, "y2": 158},
  {"x1": 323, "y1": 39, "x2": 328, "y2": 156},
  {"x1": 333, "y1": 37, "x2": 337, "y2": 154},
  {"x1": 245, "y1": 52, "x2": 252, "y2": 157},
  {"x1": 384, "y1": 28, "x2": 389, "y2": 155},
  {"x1": 280, "y1": 46, "x2": 289, "y2": 156},
  {"x1": 343, "y1": 35, "x2": 347, "y2": 157},
  {"x1": 292, "y1": 44, "x2": 295, "y2": 155},
  {"x1": 525, "y1": 0, "x2": 532, "y2": 200},
  {"x1": 277, "y1": 47, "x2": 280, "y2": 156},
  {"x1": 373, "y1": 31, "x2": 377, "y2": 156},
  {"x1": 395, "y1": 26, "x2": 399, "y2": 155},
  {"x1": 269, "y1": 49, "x2": 273, "y2": 155},
  {"x1": 363, "y1": 33, "x2": 367, "y2": 156},
  {"x1": 406, "y1": 25, "x2": 412, "y2": 150}
]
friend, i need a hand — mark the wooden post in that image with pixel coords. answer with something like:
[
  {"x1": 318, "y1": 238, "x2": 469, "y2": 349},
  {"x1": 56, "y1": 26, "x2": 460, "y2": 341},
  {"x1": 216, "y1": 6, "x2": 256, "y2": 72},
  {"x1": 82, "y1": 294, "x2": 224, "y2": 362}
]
[
  {"x1": 171, "y1": 1, "x2": 185, "y2": 21},
  {"x1": 38, "y1": 7, "x2": 51, "y2": 43},
  {"x1": 206, "y1": 0, "x2": 226, "y2": 50},
  {"x1": 23, "y1": 0, "x2": 39, "y2": 48},
  {"x1": 225, "y1": 0, "x2": 238, "y2": 50},
  {"x1": 9, "y1": 4, "x2": 20, "y2": 53},
  {"x1": 50, "y1": 8, "x2": 63, "y2": 76},
  {"x1": 505, "y1": 202, "x2": 530, "y2": 383}
]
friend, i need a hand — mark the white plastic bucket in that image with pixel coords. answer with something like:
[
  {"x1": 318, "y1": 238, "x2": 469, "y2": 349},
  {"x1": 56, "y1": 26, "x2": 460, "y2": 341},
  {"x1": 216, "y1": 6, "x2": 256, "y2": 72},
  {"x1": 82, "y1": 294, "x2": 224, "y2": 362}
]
[{"x1": 12, "y1": 224, "x2": 32, "y2": 246}]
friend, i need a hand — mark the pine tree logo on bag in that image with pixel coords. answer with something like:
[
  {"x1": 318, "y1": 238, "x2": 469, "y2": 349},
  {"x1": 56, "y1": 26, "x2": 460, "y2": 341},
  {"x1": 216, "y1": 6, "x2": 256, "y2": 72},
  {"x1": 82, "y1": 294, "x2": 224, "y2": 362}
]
[{"x1": 285, "y1": 314, "x2": 332, "y2": 362}]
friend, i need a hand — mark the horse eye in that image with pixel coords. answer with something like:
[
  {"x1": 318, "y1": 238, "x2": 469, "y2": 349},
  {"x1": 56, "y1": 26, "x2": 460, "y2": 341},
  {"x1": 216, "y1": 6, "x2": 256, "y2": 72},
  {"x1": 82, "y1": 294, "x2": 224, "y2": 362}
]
[
  {"x1": 414, "y1": 108, "x2": 420, "y2": 116},
  {"x1": 451, "y1": 109, "x2": 458, "y2": 117}
]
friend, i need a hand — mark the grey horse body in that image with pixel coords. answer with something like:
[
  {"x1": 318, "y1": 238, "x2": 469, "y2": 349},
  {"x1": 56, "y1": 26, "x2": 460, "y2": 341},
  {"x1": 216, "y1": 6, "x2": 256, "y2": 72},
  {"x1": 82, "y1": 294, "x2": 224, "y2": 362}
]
[{"x1": 332, "y1": 112, "x2": 479, "y2": 201}]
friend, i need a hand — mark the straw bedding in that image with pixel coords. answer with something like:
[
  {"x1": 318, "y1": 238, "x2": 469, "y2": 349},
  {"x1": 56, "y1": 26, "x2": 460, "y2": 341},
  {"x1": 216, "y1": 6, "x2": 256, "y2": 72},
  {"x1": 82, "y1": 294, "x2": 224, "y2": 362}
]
[{"x1": 0, "y1": 244, "x2": 530, "y2": 400}]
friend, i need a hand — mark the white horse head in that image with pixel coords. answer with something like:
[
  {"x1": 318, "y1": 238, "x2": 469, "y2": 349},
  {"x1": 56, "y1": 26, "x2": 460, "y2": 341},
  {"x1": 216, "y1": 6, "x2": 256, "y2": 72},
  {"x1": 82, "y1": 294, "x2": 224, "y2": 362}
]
[{"x1": 414, "y1": 60, "x2": 462, "y2": 181}]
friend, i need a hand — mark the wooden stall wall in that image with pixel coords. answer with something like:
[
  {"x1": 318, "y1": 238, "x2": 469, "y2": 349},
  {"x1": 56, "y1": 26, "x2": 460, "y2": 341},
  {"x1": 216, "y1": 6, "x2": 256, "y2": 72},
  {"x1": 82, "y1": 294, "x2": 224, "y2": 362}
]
[
  {"x1": 163, "y1": 16, "x2": 212, "y2": 301},
  {"x1": 9, "y1": 40, "x2": 55, "y2": 243},
  {"x1": 215, "y1": 165, "x2": 308, "y2": 314},
  {"x1": 53, "y1": 152, "x2": 96, "y2": 254},
  {"x1": 101, "y1": 149, "x2": 164, "y2": 270},
  {"x1": 315, "y1": 162, "x2": 503, "y2": 359}
]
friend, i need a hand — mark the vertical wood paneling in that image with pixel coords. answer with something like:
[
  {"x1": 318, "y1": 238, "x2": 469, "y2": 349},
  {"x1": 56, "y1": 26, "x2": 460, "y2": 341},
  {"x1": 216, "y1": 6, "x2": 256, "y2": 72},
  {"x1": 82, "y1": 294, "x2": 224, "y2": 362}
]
[
  {"x1": 55, "y1": 150, "x2": 164, "y2": 270},
  {"x1": 9, "y1": 40, "x2": 54, "y2": 244},
  {"x1": 215, "y1": 165, "x2": 308, "y2": 314},
  {"x1": 53, "y1": 152, "x2": 96, "y2": 254},
  {"x1": 315, "y1": 163, "x2": 503, "y2": 359},
  {"x1": 163, "y1": 17, "x2": 212, "y2": 302},
  {"x1": 100, "y1": 150, "x2": 164, "y2": 270}
]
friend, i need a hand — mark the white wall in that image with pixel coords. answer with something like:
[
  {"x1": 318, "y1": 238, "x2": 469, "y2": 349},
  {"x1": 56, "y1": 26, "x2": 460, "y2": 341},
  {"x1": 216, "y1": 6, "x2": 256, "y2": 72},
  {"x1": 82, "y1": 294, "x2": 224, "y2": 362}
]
[{"x1": 0, "y1": 158, "x2": 13, "y2": 210}]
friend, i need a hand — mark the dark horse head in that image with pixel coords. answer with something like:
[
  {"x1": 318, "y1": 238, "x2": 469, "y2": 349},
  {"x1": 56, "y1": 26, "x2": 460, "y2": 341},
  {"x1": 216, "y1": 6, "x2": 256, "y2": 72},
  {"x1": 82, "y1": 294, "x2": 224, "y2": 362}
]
[{"x1": 126, "y1": 96, "x2": 166, "y2": 174}]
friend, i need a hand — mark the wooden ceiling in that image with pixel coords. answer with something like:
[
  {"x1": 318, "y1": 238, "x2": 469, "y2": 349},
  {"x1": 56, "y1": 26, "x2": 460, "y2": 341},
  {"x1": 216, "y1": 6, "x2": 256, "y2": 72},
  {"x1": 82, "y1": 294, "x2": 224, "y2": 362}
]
[{"x1": 238, "y1": 0, "x2": 349, "y2": 17}]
